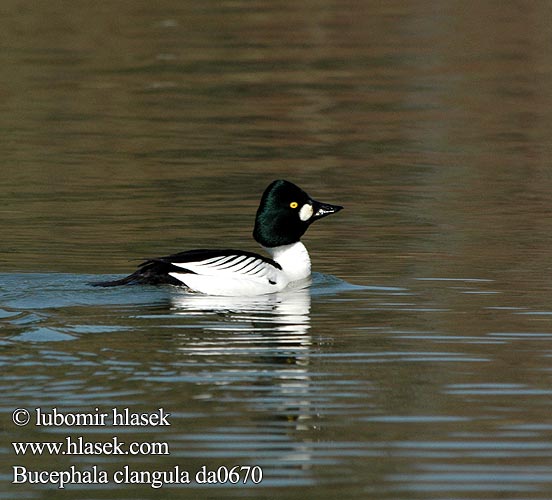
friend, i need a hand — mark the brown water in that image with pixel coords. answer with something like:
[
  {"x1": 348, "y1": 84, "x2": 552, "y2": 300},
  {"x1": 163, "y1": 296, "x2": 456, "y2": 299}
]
[{"x1": 3, "y1": 1, "x2": 552, "y2": 499}]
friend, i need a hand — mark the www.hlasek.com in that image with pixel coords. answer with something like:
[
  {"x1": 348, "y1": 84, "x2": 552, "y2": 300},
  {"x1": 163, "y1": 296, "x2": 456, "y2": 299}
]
[
  {"x1": 13, "y1": 435, "x2": 169, "y2": 456},
  {"x1": 11, "y1": 407, "x2": 263, "y2": 489}
]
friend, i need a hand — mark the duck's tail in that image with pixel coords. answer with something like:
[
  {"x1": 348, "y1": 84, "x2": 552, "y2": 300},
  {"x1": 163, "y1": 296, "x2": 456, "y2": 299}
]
[{"x1": 90, "y1": 260, "x2": 188, "y2": 287}]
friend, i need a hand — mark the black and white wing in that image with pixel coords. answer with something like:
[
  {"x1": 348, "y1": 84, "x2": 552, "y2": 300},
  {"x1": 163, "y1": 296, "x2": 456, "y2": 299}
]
[
  {"x1": 92, "y1": 249, "x2": 283, "y2": 295},
  {"x1": 166, "y1": 249, "x2": 283, "y2": 295},
  {"x1": 167, "y1": 249, "x2": 279, "y2": 276}
]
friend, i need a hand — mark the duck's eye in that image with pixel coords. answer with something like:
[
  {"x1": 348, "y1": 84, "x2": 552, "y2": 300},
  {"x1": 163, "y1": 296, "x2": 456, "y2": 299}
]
[{"x1": 290, "y1": 201, "x2": 298, "y2": 209}]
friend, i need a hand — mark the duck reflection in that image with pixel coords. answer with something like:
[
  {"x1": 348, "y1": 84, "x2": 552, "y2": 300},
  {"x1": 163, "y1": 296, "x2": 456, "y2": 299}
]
[
  {"x1": 169, "y1": 279, "x2": 315, "y2": 432},
  {"x1": 170, "y1": 278, "x2": 312, "y2": 337}
]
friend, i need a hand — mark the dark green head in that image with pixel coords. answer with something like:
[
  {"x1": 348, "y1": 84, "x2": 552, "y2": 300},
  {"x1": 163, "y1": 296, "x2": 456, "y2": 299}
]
[{"x1": 253, "y1": 180, "x2": 343, "y2": 247}]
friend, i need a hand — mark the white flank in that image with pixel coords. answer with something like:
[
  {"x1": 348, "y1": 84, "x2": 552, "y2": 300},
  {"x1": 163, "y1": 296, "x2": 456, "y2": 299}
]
[{"x1": 168, "y1": 243, "x2": 312, "y2": 296}]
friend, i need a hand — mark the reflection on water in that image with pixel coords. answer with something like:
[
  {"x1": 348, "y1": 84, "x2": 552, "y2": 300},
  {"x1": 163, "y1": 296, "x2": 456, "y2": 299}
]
[
  {"x1": 4, "y1": 0, "x2": 552, "y2": 498},
  {"x1": 3, "y1": 270, "x2": 552, "y2": 498},
  {"x1": 170, "y1": 283, "x2": 317, "y2": 484},
  {"x1": 171, "y1": 283, "x2": 312, "y2": 353},
  {"x1": 171, "y1": 279, "x2": 312, "y2": 329},
  {"x1": 1, "y1": 273, "x2": 363, "y2": 494}
]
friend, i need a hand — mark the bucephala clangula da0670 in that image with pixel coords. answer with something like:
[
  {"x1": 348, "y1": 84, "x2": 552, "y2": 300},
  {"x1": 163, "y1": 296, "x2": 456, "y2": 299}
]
[{"x1": 93, "y1": 179, "x2": 343, "y2": 296}]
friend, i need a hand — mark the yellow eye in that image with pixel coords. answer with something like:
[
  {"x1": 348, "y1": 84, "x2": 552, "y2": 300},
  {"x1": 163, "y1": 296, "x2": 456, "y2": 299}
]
[{"x1": 290, "y1": 201, "x2": 298, "y2": 209}]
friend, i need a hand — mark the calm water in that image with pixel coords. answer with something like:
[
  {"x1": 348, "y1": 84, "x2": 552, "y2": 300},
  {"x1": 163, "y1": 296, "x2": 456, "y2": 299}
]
[{"x1": 3, "y1": 1, "x2": 552, "y2": 499}]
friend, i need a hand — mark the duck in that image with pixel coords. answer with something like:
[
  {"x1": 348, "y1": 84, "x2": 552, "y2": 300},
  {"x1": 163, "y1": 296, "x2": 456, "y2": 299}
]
[{"x1": 92, "y1": 179, "x2": 343, "y2": 296}]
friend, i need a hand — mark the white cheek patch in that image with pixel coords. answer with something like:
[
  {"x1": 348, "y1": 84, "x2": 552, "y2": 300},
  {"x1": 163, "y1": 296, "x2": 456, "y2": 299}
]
[{"x1": 299, "y1": 203, "x2": 314, "y2": 221}]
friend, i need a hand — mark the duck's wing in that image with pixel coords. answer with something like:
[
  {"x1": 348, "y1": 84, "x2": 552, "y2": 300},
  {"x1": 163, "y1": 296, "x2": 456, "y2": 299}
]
[
  {"x1": 91, "y1": 249, "x2": 281, "y2": 289},
  {"x1": 167, "y1": 249, "x2": 287, "y2": 295},
  {"x1": 166, "y1": 249, "x2": 281, "y2": 276}
]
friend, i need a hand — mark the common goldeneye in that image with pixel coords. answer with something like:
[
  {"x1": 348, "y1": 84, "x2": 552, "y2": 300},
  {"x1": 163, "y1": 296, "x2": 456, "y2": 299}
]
[{"x1": 93, "y1": 180, "x2": 342, "y2": 296}]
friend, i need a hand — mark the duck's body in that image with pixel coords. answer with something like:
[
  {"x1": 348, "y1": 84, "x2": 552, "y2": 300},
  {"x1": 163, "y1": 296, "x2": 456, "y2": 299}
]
[
  {"x1": 102, "y1": 242, "x2": 310, "y2": 295},
  {"x1": 93, "y1": 180, "x2": 342, "y2": 296}
]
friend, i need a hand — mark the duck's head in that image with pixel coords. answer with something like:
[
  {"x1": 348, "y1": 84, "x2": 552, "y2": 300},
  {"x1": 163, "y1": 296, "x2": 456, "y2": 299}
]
[{"x1": 253, "y1": 179, "x2": 343, "y2": 247}]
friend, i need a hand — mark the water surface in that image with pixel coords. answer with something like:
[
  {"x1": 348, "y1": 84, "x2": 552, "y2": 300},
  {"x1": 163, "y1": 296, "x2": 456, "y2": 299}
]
[{"x1": 3, "y1": 1, "x2": 552, "y2": 499}]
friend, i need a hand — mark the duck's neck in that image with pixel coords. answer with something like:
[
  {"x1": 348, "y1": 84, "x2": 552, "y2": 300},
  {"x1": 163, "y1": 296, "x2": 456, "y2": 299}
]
[{"x1": 265, "y1": 242, "x2": 311, "y2": 281}]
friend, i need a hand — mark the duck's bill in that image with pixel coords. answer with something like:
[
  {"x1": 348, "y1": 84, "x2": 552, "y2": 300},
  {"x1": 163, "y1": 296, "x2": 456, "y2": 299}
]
[{"x1": 312, "y1": 201, "x2": 344, "y2": 220}]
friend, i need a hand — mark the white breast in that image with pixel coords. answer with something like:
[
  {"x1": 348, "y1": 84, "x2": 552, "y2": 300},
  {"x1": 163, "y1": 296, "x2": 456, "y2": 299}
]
[{"x1": 265, "y1": 242, "x2": 311, "y2": 282}]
